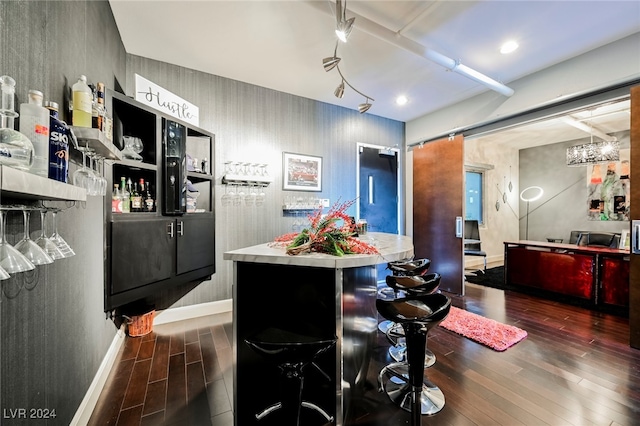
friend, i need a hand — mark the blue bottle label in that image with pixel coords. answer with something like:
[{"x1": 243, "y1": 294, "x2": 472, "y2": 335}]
[{"x1": 48, "y1": 116, "x2": 69, "y2": 182}]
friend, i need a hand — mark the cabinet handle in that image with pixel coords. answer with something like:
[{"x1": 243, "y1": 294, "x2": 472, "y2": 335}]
[
  {"x1": 167, "y1": 222, "x2": 174, "y2": 238},
  {"x1": 455, "y1": 216, "x2": 463, "y2": 238},
  {"x1": 177, "y1": 220, "x2": 184, "y2": 236}
]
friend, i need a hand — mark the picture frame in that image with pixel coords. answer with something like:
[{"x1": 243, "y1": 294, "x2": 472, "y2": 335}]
[
  {"x1": 283, "y1": 152, "x2": 322, "y2": 192},
  {"x1": 620, "y1": 229, "x2": 630, "y2": 250}
]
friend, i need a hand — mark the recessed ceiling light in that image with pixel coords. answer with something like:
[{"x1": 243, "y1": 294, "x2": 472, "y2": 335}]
[
  {"x1": 500, "y1": 40, "x2": 519, "y2": 54},
  {"x1": 396, "y1": 95, "x2": 408, "y2": 106}
]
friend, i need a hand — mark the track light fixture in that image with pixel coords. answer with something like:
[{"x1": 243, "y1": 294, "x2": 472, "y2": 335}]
[
  {"x1": 358, "y1": 100, "x2": 372, "y2": 114},
  {"x1": 322, "y1": 56, "x2": 341, "y2": 72},
  {"x1": 334, "y1": 81, "x2": 345, "y2": 98},
  {"x1": 335, "y1": 0, "x2": 354, "y2": 43}
]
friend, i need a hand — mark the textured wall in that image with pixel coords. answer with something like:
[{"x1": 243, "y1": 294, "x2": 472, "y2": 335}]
[
  {"x1": 0, "y1": 1, "x2": 126, "y2": 424},
  {"x1": 0, "y1": 1, "x2": 405, "y2": 423}
]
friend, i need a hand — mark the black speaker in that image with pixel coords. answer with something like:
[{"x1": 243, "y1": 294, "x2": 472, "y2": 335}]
[{"x1": 163, "y1": 119, "x2": 186, "y2": 215}]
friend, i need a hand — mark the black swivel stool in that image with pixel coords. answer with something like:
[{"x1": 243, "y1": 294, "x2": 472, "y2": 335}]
[
  {"x1": 376, "y1": 293, "x2": 451, "y2": 424},
  {"x1": 378, "y1": 258, "x2": 431, "y2": 334},
  {"x1": 384, "y1": 273, "x2": 441, "y2": 365},
  {"x1": 244, "y1": 325, "x2": 336, "y2": 425}
]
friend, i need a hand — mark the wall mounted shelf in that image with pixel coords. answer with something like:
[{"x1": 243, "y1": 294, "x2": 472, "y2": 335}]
[
  {"x1": 0, "y1": 165, "x2": 86, "y2": 201},
  {"x1": 222, "y1": 174, "x2": 272, "y2": 185},
  {"x1": 70, "y1": 126, "x2": 122, "y2": 161}
]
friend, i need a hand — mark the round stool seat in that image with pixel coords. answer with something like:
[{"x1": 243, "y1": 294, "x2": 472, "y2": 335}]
[
  {"x1": 387, "y1": 258, "x2": 431, "y2": 276},
  {"x1": 376, "y1": 293, "x2": 451, "y2": 419},
  {"x1": 245, "y1": 326, "x2": 336, "y2": 425}
]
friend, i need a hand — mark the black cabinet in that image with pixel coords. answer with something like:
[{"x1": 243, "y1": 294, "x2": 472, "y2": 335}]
[{"x1": 104, "y1": 90, "x2": 215, "y2": 313}]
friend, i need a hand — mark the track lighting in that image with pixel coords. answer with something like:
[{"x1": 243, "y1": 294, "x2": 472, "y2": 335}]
[
  {"x1": 322, "y1": 56, "x2": 341, "y2": 72},
  {"x1": 334, "y1": 81, "x2": 345, "y2": 98},
  {"x1": 335, "y1": 0, "x2": 354, "y2": 43},
  {"x1": 358, "y1": 100, "x2": 372, "y2": 114}
]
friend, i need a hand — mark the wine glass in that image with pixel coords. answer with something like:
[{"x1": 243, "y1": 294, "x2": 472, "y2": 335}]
[
  {"x1": 49, "y1": 210, "x2": 75, "y2": 258},
  {"x1": 34, "y1": 209, "x2": 65, "y2": 260},
  {"x1": 73, "y1": 144, "x2": 97, "y2": 195},
  {"x1": 0, "y1": 209, "x2": 35, "y2": 273},
  {"x1": 14, "y1": 208, "x2": 54, "y2": 265}
]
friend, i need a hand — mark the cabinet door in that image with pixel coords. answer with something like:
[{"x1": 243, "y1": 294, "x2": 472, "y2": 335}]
[
  {"x1": 176, "y1": 215, "x2": 215, "y2": 275},
  {"x1": 110, "y1": 219, "x2": 173, "y2": 294}
]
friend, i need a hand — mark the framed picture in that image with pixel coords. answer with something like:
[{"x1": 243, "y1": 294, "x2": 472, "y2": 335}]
[
  {"x1": 283, "y1": 152, "x2": 322, "y2": 191},
  {"x1": 620, "y1": 229, "x2": 630, "y2": 250}
]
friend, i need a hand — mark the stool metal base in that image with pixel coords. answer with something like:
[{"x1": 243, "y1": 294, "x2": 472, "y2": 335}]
[
  {"x1": 378, "y1": 362, "x2": 445, "y2": 416},
  {"x1": 388, "y1": 345, "x2": 436, "y2": 367},
  {"x1": 255, "y1": 401, "x2": 334, "y2": 423}
]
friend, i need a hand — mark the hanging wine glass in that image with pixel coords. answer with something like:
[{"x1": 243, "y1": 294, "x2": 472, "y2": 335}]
[
  {"x1": 49, "y1": 210, "x2": 74, "y2": 258},
  {"x1": 34, "y1": 209, "x2": 64, "y2": 260},
  {"x1": 14, "y1": 208, "x2": 53, "y2": 265},
  {"x1": 0, "y1": 209, "x2": 35, "y2": 273},
  {"x1": 73, "y1": 144, "x2": 97, "y2": 195}
]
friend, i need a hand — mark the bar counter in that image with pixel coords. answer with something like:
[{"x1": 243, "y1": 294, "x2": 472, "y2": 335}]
[{"x1": 224, "y1": 232, "x2": 413, "y2": 426}]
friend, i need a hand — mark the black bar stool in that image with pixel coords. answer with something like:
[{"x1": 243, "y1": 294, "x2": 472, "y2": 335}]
[
  {"x1": 245, "y1": 325, "x2": 336, "y2": 425},
  {"x1": 378, "y1": 258, "x2": 431, "y2": 334},
  {"x1": 384, "y1": 273, "x2": 441, "y2": 365},
  {"x1": 376, "y1": 293, "x2": 451, "y2": 424}
]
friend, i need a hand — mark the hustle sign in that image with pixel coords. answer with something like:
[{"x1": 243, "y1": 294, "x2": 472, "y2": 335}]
[{"x1": 134, "y1": 74, "x2": 199, "y2": 127}]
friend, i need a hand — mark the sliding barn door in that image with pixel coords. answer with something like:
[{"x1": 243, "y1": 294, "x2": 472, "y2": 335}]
[
  {"x1": 413, "y1": 135, "x2": 464, "y2": 295},
  {"x1": 630, "y1": 85, "x2": 640, "y2": 349}
]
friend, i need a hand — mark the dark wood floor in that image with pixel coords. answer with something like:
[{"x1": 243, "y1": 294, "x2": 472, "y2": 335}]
[{"x1": 89, "y1": 282, "x2": 640, "y2": 426}]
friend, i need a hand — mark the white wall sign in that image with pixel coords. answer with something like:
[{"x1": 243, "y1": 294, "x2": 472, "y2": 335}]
[{"x1": 134, "y1": 74, "x2": 199, "y2": 127}]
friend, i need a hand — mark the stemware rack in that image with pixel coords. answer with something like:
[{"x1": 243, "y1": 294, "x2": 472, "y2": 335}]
[{"x1": 0, "y1": 165, "x2": 86, "y2": 202}]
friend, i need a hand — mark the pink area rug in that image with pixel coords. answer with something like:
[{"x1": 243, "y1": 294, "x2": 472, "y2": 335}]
[{"x1": 439, "y1": 306, "x2": 527, "y2": 351}]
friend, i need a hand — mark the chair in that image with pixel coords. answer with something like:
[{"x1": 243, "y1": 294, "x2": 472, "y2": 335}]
[
  {"x1": 464, "y1": 220, "x2": 487, "y2": 273},
  {"x1": 575, "y1": 232, "x2": 620, "y2": 248},
  {"x1": 244, "y1": 325, "x2": 336, "y2": 425},
  {"x1": 377, "y1": 293, "x2": 452, "y2": 424}
]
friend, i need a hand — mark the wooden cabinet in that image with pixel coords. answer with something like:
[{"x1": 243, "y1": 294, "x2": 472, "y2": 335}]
[{"x1": 104, "y1": 91, "x2": 215, "y2": 313}]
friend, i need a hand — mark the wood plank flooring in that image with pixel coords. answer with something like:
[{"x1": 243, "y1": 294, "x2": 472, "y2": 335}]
[{"x1": 89, "y1": 282, "x2": 640, "y2": 426}]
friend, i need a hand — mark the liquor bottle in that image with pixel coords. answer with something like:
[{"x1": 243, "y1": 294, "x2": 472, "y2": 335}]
[
  {"x1": 112, "y1": 184, "x2": 122, "y2": 213},
  {"x1": 120, "y1": 177, "x2": 130, "y2": 213},
  {"x1": 45, "y1": 101, "x2": 69, "y2": 183},
  {"x1": 19, "y1": 89, "x2": 49, "y2": 177},
  {"x1": 96, "y1": 82, "x2": 106, "y2": 132},
  {"x1": 131, "y1": 181, "x2": 142, "y2": 212},
  {"x1": 0, "y1": 75, "x2": 34, "y2": 171},
  {"x1": 144, "y1": 182, "x2": 155, "y2": 212},
  {"x1": 71, "y1": 75, "x2": 92, "y2": 127}
]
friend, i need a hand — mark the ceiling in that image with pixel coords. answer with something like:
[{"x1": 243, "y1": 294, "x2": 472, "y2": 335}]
[{"x1": 109, "y1": 0, "x2": 639, "y2": 146}]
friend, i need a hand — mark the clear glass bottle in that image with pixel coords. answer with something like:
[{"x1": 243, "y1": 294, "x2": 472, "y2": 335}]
[
  {"x1": 120, "y1": 176, "x2": 130, "y2": 213},
  {"x1": 71, "y1": 75, "x2": 92, "y2": 127},
  {"x1": 0, "y1": 75, "x2": 34, "y2": 171},
  {"x1": 19, "y1": 89, "x2": 50, "y2": 177}
]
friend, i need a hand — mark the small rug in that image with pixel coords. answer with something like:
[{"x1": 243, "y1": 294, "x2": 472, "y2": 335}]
[{"x1": 439, "y1": 306, "x2": 527, "y2": 351}]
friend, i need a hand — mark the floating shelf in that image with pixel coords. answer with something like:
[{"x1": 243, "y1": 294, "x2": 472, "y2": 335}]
[
  {"x1": 70, "y1": 126, "x2": 122, "y2": 160},
  {"x1": 0, "y1": 165, "x2": 86, "y2": 201},
  {"x1": 222, "y1": 174, "x2": 272, "y2": 185}
]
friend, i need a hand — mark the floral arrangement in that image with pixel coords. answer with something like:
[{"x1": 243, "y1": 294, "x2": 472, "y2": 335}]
[{"x1": 273, "y1": 199, "x2": 379, "y2": 256}]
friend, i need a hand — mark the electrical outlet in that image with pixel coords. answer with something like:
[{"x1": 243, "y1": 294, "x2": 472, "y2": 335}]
[{"x1": 321, "y1": 198, "x2": 330, "y2": 208}]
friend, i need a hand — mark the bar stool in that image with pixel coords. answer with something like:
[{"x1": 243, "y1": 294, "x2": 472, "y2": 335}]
[
  {"x1": 378, "y1": 258, "x2": 431, "y2": 334},
  {"x1": 244, "y1": 325, "x2": 336, "y2": 426},
  {"x1": 376, "y1": 293, "x2": 451, "y2": 424},
  {"x1": 384, "y1": 273, "x2": 441, "y2": 365}
]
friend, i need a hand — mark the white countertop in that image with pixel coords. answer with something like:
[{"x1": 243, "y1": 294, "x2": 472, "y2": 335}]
[{"x1": 223, "y1": 232, "x2": 414, "y2": 269}]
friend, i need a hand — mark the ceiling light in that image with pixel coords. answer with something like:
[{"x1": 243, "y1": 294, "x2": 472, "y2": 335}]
[
  {"x1": 334, "y1": 81, "x2": 345, "y2": 98},
  {"x1": 335, "y1": 0, "x2": 355, "y2": 43},
  {"x1": 396, "y1": 95, "x2": 408, "y2": 106},
  {"x1": 323, "y1": 56, "x2": 341, "y2": 72},
  {"x1": 500, "y1": 40, "x2": 519, "y2": 54},
  {"x1": 358, "y1": 100, "x2": 372, "y2": 114},
  {"x1": 566, "y1": 140, "x2": 620, "y2": 166}
]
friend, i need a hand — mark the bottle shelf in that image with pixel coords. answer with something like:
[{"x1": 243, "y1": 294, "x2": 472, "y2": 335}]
[
  {"x1": 222, "y1": 174, "x2": 272, "y2": 185},
  {"x1": 0, "y1": 165, "x2": 86, "y2": 201},
  {"x1": 70, "y1": 126, "x2": 122, "y2": 160}
]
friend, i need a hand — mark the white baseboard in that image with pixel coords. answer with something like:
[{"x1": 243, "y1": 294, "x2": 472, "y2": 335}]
[
  {"x1": 70, "y1": 325, "x2": 126, "y2": 426},
  {"x1": 154, "y1": 298, "x2": 233, "y2": 325},
  {"x1": 71, "y1": 299, "x2": 233, "y2": 425}
]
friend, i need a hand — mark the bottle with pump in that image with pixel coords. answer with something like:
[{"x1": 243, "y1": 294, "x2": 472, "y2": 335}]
[
  {"x1": 0, "y1": 75, "x2": 34, "y2": 171},
  {"x1": 19, "y1": 90, "x2": 50, "y2": 177},
  {"x1": 45, "y1": 101, "x2": 69, "y2": 183},
  {"x1": 71, "y1": 75, "x2": 92, "y2": 127}
]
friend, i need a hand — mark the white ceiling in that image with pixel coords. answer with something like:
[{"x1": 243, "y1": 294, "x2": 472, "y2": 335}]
[{"x1": 109, "y1": 0, "x2": 639, "y2": 145}]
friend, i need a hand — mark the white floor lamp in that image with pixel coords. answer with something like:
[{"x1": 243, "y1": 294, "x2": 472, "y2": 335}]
[{"x1": 520, "y1": 186, "x2": 544, "y2": 240}]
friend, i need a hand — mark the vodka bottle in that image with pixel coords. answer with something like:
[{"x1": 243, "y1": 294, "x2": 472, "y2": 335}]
[
  {"x1": 45, "y1": 101, "x2": 69, "y2": 183},
  {"x1": 19, "y1": 90, "x2": 50, "y2": 177},
  {"x1": 120, "y1": 177, "x2": 130, "y2": 213},
  {"x1": 0, "y1": 75, "x2": 34, "y2": 171},
  {"x1": 71, "y1": 75, "x2": 92, "y2": 127}
]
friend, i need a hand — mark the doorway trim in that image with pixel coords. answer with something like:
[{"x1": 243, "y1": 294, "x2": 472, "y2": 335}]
[{"x1": 356, "y1": 142, "x2": 403, "y2": 235}]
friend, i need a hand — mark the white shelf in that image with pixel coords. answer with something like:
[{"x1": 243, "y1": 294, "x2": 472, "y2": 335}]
[{"x1": 1, "y1": 166, "x2": 86, "y2": 201}]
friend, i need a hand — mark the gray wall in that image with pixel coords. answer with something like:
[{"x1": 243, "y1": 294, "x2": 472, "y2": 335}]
[
  {"x1": 0, "y1": 1, "x2": 405, "y2": 424},
  {"x1": 519, "y1": 131, "x2": 630, "y2": 243}
]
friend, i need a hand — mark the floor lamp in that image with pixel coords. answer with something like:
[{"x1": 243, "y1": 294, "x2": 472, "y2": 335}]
[{"x1": 520, "y1": 186, "x2": 544, "y2": 240}]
